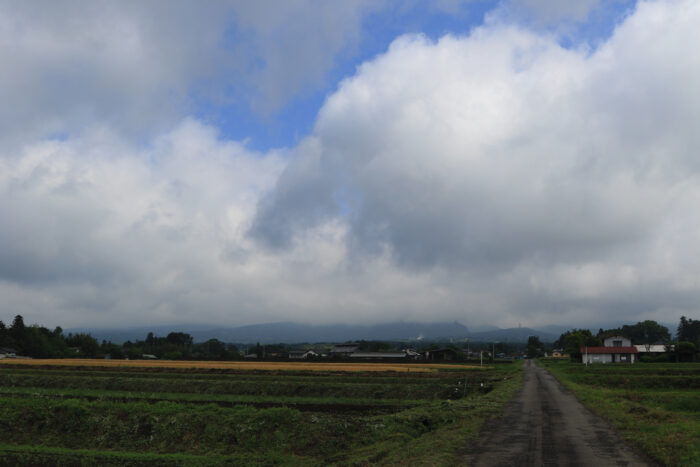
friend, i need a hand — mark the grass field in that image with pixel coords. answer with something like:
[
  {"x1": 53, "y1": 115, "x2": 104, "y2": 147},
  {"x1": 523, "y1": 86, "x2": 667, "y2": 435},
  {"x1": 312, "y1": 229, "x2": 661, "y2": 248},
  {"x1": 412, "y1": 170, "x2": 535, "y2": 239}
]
[
  {"x1": 0, "y1": 359, "x2": 522, "y2": 466},
  {"x1": 540, "y1": 359, "x2": 700, "y2": 466}
]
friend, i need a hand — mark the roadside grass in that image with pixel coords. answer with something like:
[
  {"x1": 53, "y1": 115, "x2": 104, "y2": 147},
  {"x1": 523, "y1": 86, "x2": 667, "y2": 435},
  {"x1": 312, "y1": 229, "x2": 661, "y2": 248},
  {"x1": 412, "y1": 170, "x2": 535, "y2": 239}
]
[{"x1": 540, "y1": 359, "x2": 700, "y2": 466}]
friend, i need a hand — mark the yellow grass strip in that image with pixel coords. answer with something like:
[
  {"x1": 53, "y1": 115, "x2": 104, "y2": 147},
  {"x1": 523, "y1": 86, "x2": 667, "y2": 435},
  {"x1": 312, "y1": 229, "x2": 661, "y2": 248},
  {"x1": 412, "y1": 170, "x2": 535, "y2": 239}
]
[{"x1": 0, "y1": 358, "x2": 486, "y2": 372}]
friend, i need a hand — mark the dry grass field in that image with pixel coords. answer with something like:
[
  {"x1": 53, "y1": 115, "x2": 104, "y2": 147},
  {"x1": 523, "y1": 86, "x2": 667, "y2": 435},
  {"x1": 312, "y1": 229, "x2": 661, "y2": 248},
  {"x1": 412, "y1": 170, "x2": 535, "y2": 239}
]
[{"x1": 0, "y1": 358, "x2": 485, "y2": 372}]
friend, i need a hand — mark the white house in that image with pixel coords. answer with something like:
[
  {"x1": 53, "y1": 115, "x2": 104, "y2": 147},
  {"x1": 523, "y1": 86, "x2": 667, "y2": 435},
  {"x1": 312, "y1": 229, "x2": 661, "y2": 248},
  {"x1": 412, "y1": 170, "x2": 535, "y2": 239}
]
[{"x1": 581, "y1": 336, "x2": 638, "y2": 364}]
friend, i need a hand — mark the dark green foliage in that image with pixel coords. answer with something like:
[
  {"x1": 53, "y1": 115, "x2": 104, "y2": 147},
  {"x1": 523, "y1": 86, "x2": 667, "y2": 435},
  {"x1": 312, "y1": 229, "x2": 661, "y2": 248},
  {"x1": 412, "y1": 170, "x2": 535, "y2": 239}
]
[
  {"x1": 556, "y1": 329, "x2": 600, "y2": 358},
  {"x1": 65, "y1": 333, "x2": 100, "y2": 357},
  {"x1": 675, "y1": 341, "x2": 698, "y2": 362},
  {"x1": 677, "y1": 316, "x2": 700, "y2": 346},
  {"x1": 621, "y1": 320, "x2": 671, "y2": 344},
  {"x1": 526, "y1": 336, "x2": 543, "y2": 358},
  {"x1": 1, "y1": 315, "x2": 71, "y2": 358}
]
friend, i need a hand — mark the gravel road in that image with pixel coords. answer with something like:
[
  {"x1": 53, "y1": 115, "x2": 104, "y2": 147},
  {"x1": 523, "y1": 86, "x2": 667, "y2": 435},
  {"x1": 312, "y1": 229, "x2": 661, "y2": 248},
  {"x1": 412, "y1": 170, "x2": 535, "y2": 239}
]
[{"x1": 462, "y1": 359, "x2": 653, "y2": 466}]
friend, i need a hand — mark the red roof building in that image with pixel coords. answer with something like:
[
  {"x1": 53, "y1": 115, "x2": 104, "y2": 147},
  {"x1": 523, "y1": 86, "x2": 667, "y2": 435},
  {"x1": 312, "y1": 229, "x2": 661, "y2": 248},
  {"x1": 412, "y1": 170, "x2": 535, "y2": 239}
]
[
  {"x1": 581, "y1": 336, "x2": 638, "y2": 364},
  {"x1": 580, "y1": 347, "x2": 638, "y2": 354}
]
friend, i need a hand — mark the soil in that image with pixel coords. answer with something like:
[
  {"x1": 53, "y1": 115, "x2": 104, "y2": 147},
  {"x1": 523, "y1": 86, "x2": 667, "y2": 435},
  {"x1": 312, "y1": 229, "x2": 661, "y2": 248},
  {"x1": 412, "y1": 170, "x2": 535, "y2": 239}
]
[{"x1": 461, "y1": 359, "x2": 654, "y2": 466}]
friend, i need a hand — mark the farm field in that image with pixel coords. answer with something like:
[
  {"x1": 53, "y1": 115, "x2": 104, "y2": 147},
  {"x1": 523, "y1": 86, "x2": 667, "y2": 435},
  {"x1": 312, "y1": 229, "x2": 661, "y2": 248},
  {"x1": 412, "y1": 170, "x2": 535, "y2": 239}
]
[
  {"x1": 0, "y1": 360, "x2": 522, "y2": 466},
  {"x1": 541, "y1": 360, "x2": 700, "y2": 466},
  {"x1": 0, "y1": 358, "x2": 481, "y2": 372}
]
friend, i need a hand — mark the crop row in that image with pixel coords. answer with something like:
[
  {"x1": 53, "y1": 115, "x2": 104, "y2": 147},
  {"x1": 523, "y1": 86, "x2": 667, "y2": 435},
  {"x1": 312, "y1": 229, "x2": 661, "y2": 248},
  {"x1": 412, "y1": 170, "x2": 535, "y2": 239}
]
[
  {"x1": 555, "y1": 363, "x2": 700, "y2": 376},
  {"x1": 0, "y1": 394, "x2": 470, "y2": 460},
  {"x1": 0, "y1": 386, "x2": 421, "y2": 414},
  {"x1": 0, "y1": 364, "x2": 484, "y2": 383},
  {"x1": 0, "y1": 372, "x2": 498, "y2": 400},
  {"x1": 564, "y1": 374, "x2": 700, "y2": 390}
]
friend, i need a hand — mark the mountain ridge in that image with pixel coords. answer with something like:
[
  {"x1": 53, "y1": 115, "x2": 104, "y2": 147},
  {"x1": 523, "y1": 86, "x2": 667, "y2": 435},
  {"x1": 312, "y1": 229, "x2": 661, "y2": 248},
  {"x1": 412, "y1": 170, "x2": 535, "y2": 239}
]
[{"x1": 70, "y1": 321, "x2": 560, "y2": 344}]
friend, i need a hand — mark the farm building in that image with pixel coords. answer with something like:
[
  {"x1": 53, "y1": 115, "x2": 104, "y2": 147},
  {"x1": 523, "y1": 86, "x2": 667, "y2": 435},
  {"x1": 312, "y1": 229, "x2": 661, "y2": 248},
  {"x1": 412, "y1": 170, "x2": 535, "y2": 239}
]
[
  {"x1": 634, "y1": 344, "x2": 672, "y2": 354},
  {"x1": 288, "y1": 350, "x2": 319, "y2": 359},
  {"x1": 348, "y1": 351, "x2": 408, "y2": 360},
  {"x1": 581, "y1": 336, "x2": 638, "y2": 364},
  {"x1": 330, "y1": 344, "x2": 360, "y2": 356},
  {"x1": 0, "y1": 347, "x2": 17, "y2": 359},
  {"x1": 425, "y1": 348, "x2": 459, "y2": 361}
]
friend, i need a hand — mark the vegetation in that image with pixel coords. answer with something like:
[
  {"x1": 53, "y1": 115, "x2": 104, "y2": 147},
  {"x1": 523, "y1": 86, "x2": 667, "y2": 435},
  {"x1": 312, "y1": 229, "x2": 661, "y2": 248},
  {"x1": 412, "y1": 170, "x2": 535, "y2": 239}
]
[
  {"x1": 540, "y1": 359, "x2": 700, "y2": 466},
  {"x1": 555, "y1": 329, "x2": 600, "y2": 358},
  {"x1": 526, "y1": 335, "x2": 544, "y2": 358},
  {"x1": 0, "y1": 360, "x2": 522, "y2": 465},
  {"x1": 677, "y1": 316, "x2": 700, "y2": 346}
]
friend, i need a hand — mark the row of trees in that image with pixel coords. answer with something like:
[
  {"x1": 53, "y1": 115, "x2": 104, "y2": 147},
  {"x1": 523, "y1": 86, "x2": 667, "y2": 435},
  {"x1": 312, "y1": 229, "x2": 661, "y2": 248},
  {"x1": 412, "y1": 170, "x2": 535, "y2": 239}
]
[
  {"x1": 0, "y1": 315, "x2": 101, "y2": 358},
  {"x1": 0, "y1": 315, "x2": 241, "y2": 360},
  {"x1": 120, "y1": 332, "x2": 240, "y2": 360}
]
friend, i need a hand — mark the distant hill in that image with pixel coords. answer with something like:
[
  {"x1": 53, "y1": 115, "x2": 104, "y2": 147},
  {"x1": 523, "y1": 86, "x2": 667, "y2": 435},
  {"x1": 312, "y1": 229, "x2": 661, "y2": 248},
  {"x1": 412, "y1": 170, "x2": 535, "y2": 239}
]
[
  {"x1": 468, "y1": 327, "x2": 559, "y2": 343},
  {"x1": 74, "y1": 321, "x2": 472, "y2": 345},
  {"x1": 70, "y1": 321, "x2": 563, "y2": 345}
]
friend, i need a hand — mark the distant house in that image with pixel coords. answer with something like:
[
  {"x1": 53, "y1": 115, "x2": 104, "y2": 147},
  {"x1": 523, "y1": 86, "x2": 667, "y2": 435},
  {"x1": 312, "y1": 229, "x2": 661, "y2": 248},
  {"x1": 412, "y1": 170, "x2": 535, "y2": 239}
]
[
  {"x1": 404, "y1": 349, "x2": 421, "y2": 359},
  {"x1": 634, "y1": 344, "x2": 673, "y2": 354},
  {"x1": 141, "y1": 354, "x2": 158, "y2": 359},
  {"x1": 349, "y1": 352, "x2": 408, "y2": 360},
  {"x1": 0, "y1": 347, "x2": 17, "y2": 359},
  {"x1": 550, "y1": 349, "x2": 568, "y2": 358},
  {"x1": 330, "y1": 344, "x2": 360, "y2": 356},
  {"x1": 288, "y1": 350, "x2": 319, "y2": 360},
  {"x1": 581, "y1": 336, "x2": 638, "y2": 364},
  {"x1": 425, "y1": 348, "x2": 459, "y2": 361}
]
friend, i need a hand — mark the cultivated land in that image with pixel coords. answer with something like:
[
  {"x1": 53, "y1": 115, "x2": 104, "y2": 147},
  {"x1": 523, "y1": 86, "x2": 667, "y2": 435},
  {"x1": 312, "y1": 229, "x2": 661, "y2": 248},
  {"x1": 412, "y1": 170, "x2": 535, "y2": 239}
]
[
  {"x1": 0, "y1": 359, "x2": 522, "y2": 466},
  {"x1": 0, "y1": 358, "x2": 479, "y2": 372},
  {"x1": 541, "y1": 359, "x2": 700, "y2": 466}
]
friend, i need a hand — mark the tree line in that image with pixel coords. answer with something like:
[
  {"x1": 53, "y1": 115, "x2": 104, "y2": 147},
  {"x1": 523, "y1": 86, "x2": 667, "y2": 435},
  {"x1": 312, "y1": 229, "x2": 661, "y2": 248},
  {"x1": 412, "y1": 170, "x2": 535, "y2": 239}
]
[{"x1": 0, "y1": 315, "x2": 240, "y2": 360}]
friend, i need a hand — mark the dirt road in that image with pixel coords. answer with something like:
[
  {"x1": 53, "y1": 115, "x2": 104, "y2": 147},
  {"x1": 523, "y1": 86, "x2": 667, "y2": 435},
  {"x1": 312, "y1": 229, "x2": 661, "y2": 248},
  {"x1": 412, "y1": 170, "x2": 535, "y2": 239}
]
[{"x1": 462, "y1": 359, "x2": 653, "y2": 466}]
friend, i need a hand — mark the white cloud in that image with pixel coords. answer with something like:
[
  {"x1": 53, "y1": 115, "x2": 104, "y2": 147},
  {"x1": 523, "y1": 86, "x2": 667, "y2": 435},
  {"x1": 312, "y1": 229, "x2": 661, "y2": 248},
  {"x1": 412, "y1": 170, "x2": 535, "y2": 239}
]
[
  {"x1": 3, "y1": 0, "x2": 700, "y2": 330},
  {"x1": 252, "y1": 0, "x2": 700, "y2": 326},
  {"x1": 0, "y1": 0, "x2": 387, "y2": 146}
]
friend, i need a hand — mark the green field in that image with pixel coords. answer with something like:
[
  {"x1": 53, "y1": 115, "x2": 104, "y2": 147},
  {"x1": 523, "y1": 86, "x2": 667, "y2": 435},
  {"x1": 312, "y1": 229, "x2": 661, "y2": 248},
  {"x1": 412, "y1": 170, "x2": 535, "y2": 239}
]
[
  {"x1": 0, "y1": 361, "x2": 522, "y2": 466},
  {"x1": 541, "y1": 359, "x2": 700, "y2": 466}
]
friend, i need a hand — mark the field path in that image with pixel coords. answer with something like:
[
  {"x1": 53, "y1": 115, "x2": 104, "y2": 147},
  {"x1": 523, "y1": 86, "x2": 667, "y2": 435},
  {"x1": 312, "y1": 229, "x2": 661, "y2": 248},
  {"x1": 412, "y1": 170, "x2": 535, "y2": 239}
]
[{"x1": 462, "y1": 359, "x2": 653, "y2": 466}]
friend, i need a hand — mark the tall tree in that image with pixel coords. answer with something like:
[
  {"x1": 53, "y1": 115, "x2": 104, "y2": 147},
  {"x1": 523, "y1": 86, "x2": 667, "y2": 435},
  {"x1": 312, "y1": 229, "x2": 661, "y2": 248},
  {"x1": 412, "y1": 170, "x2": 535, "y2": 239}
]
[
  {"x1": 677, "y1": 316, "x2": 700, "y2": 345},
  {"x1": 526, "y1": 336, "x2": 543, "y2": 358},
  {"x1": 558, "y1": 329, "x2": 600, "y2": 358},
  {"x1": 622, "y1": 320, "x2": 670, "y2": 344}
]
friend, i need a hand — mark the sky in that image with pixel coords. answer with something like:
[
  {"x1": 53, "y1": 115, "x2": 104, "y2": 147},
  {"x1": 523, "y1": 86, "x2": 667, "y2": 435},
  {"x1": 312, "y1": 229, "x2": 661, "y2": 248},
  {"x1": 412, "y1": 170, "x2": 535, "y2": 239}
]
[{"x1": 1, "y1": 0, "x2": 699, "y2": 331}]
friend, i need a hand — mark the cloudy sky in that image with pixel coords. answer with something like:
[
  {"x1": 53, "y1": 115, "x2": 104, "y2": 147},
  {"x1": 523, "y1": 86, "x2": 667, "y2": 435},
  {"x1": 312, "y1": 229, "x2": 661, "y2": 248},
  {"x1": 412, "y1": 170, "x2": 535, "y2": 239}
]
[{"x1": 1, "y1": 0, "x2": 699, "y2": 330}]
